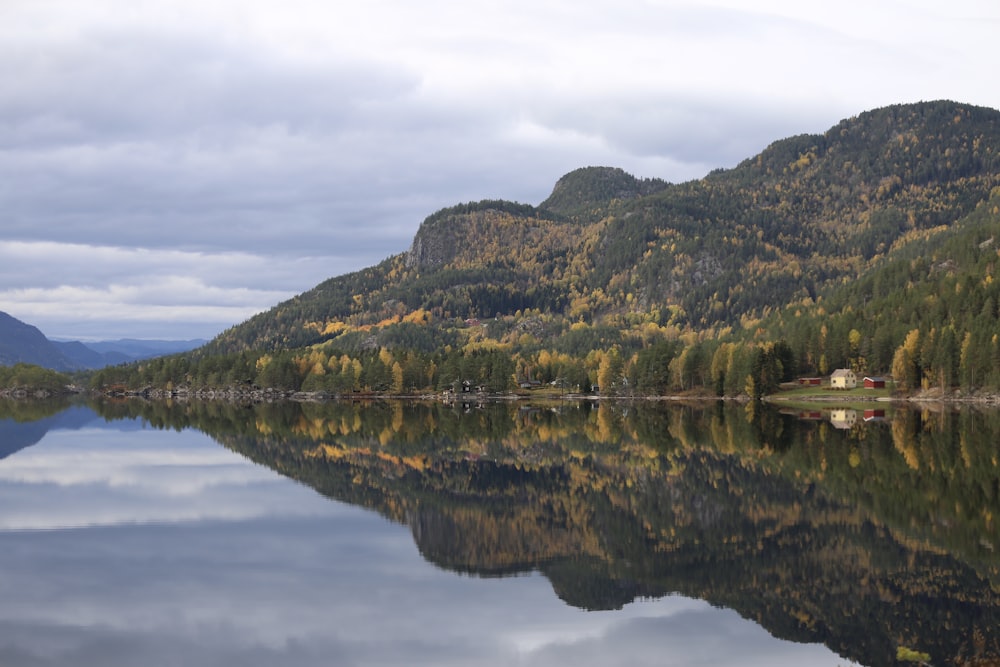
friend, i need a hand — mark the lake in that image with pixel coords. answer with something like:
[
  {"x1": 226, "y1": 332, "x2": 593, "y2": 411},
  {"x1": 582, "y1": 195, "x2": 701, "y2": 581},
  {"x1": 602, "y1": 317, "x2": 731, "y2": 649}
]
[{"x1": 1, "y1": 398, "x2": 998, "y2": 666}]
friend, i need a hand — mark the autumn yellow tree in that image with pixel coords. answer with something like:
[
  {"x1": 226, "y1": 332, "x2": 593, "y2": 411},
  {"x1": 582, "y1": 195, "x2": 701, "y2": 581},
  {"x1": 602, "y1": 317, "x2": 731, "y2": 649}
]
[
  {"x1": 891, "y1": 329, "x2": 921, "y2": 392},
  {"x1": 391, "y1": 361, "x2": 404, "y2": 394}
]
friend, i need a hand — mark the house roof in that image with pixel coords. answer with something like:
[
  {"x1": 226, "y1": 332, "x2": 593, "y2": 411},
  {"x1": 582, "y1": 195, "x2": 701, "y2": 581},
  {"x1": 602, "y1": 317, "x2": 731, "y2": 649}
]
[{"x1": 831, "y1": 369, "x2": 854, "y2": 378}]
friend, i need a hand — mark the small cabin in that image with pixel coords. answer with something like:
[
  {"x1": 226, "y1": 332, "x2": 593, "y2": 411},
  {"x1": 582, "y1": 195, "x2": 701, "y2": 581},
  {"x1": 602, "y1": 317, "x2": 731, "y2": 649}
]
[
  {"x1": 863, "y1": 376, "x2": 886, "y2": 389},
  {"x1": 830, "y1": 369, "x2": 857, "y2": 389},
  {"x1": 798, "y1": 377, "x2": 823, "y2": 386}
]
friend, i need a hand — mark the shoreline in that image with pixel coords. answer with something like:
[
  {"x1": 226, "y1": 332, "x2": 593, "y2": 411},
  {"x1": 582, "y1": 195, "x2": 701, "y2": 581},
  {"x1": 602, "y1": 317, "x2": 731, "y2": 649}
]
[{"x1": 4, "y1": 383, "x2": 1000, "y2": 407}]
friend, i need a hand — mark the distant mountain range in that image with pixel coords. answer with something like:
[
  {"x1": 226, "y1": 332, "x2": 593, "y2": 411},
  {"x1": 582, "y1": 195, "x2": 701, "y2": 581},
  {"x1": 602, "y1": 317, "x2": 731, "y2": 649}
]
[{"x1": 0, "y1": 311, "x2": 205, "y2": 371}]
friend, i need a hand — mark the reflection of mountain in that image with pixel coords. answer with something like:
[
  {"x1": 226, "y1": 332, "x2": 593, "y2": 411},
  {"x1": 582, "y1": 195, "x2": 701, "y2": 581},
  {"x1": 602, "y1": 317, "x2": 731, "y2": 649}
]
[
  {"x1": 0, "y1": 401, "x2": 95, "y2": 459},
  {"x1": 92, "y1": 399, "x2": 1000, "y2": 667}
]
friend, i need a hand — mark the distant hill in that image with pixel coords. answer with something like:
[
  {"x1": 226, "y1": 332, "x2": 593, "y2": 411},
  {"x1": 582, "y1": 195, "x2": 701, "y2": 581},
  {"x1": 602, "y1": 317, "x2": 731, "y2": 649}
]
[
  {"x1": 54, "y1": 338, "x2": 208, "y2": 368},
  {"x1": 0, "y1": 311, "x2": 77, "y2": 371},
  {"x1": 83, "y1": 338, "x2": 208, "y2": 358},
  {"x1": 51, "y1": 340, "x2": 131, "y2": 369},
  {"x1": 1, "y1": 310, "x2": 206, "y2": 371}
]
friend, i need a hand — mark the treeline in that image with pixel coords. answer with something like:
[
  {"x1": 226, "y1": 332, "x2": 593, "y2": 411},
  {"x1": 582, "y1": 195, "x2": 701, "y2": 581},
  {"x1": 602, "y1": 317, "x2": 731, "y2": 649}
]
[
  {"x1": 88, "y1": 331, "x2": 803, "y2": 400},
  {"x1": 419, "y1": 199, "x2": 564, "y2": 227},
  {"x1": 89, "y1": 345, "x2": 516, "y2": 395},
  {"x1": 0, "y1": 363, "x2": 74, "y2": 393}
]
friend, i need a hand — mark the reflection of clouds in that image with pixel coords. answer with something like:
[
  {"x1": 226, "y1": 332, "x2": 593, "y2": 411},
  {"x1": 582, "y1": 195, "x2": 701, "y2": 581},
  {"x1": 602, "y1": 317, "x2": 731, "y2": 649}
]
[
  {"x1": 0, "y1": 422, "x2": 853, "y2": 667},
  {"x1": 515, "y1": 605, "x2": 858, "y2": 666},
  {"x1": 0, "y1": 520, "x2": 853, "y2": 667},
  {"x1": 504, "y1": 596, "x2": 708, "y2": 653},
  {"x1": 0, "y1": 446, "x2": 268, "y2": 490},
  {"x1": 0, "y1": 426, "x2": 342, "y2": 530}
]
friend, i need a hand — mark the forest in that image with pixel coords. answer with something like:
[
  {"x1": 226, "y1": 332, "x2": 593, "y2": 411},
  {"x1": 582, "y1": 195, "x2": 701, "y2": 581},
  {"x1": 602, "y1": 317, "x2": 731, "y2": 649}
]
[{"x1": 9, "y1": 101, "x2": 1000, "y2": 399}]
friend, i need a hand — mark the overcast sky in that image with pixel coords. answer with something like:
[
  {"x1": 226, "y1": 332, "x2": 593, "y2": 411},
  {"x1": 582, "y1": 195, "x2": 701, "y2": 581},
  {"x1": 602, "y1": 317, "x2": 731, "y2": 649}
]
[{"x1": 2, "y1": 0, "x2": 998, "y2": 341}]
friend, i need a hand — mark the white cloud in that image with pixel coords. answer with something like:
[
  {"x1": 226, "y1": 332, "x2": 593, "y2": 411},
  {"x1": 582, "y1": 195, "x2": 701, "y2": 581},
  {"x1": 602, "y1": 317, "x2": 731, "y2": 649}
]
[
  {"x1": 0, "y1": 241, "x2": 331, "y2": 339},
  {"x1": 0, "y1": 426, "x2": 343, "y2": 529}
]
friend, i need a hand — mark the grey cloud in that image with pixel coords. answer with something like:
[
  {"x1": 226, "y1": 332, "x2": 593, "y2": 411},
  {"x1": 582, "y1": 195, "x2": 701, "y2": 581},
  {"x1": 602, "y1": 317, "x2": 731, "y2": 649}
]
[
  {"x1": 3, "y1": 10, "x2": 785, "y2": 275},
  {"x1": 0, "y1": 27, "x2": 419, "y2": 146},
  {"x1": 0, "y1": 25, "x2": 439, "y2": 261},
  {"x1": 534, "y1": 96, "x2": 844, "y2": 170}
]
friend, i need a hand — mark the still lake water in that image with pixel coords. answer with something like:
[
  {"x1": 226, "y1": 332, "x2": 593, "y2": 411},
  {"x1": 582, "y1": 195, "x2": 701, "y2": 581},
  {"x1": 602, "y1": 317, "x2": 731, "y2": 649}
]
[{"x1": 1, "y1": 398, "x2": 998, "y2": 666}]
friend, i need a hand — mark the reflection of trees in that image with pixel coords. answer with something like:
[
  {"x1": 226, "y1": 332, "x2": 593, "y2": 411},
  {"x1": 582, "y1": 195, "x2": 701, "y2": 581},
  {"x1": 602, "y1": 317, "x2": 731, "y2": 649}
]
[
  {"x1": 0, "y1": 397, "x2": 86, "y2": 459},
  {"x1": 88, "y1": 398, "x2": 1000, "y2": 667},
  {"x1": 0, "y1": 397, "x2": 74, "y2": 422}
]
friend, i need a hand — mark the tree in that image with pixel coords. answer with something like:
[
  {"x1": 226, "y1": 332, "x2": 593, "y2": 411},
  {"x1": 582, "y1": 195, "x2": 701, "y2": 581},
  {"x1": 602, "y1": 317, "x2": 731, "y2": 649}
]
[
  {"x1": 891, "y1": 329, "x2": 921, "y2": 392},
  {"x1": 597, "y1": 347, "x2": 624, "y2": 394},
  {"x1": 391, "y1": 361, "x2": 404, "y2": 394}
]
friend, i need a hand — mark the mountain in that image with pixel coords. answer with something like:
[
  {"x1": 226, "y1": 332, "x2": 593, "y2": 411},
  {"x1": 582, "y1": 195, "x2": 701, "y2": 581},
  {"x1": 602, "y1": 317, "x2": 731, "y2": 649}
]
[
  {"x1": 83, "y1": 338, "x2": 208, "y2": 358},
  {"x1": 1, "y1": 310, "x2": 206, "y2": 372},
  {"x1": 52, "y1": 340, "x2": 131, "y2": 368},
  {"x1": 53, "y1": 338, "x2": 207, "y2": 369},
  {"x1": 107, "y1": 101, "x2": 1000, "y2": 397},
  {"x1": 0, "y1": 311, "x2": 78, "y2": 371},
  {"x1": 202, "y1": 101, "x2": 1000, "y2": 352}
]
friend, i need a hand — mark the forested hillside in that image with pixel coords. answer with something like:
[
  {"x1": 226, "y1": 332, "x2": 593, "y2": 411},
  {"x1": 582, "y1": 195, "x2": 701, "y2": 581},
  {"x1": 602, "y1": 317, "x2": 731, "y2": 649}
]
[{"x1": 95, "y1": 101, "x2": 1000, "y2": 397}]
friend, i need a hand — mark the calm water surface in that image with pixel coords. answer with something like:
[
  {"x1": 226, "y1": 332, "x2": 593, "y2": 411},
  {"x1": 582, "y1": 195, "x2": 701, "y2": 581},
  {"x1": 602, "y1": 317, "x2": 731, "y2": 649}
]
[{"x1": 1, "y1": 399, "x2": 998, "y2": 666}]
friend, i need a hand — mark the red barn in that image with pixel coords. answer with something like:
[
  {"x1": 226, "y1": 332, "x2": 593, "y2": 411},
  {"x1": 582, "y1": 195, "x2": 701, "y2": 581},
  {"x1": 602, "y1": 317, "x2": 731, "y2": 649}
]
[{"x1": 863, "y1": 376, "x2": 886, "y2": 389}]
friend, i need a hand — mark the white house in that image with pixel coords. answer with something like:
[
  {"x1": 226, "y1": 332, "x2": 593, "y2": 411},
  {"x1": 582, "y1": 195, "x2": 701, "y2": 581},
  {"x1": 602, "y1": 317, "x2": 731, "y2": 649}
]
[{"x1": 830, "y1": 369, "x2": 857, "y2": 389}]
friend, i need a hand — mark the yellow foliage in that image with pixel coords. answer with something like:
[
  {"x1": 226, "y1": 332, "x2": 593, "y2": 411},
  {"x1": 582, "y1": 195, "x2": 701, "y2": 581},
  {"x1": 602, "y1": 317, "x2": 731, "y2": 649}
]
[
  {"x1": 402, "y1": 308, "x2": 431, "y2": 324},
  {"x1": 323, "y1": 321, "x2": 348, "y2": 336}
]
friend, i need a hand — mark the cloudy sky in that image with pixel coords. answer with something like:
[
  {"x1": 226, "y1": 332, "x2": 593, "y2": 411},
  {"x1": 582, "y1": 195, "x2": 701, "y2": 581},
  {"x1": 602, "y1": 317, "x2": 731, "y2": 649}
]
[{"x1": 2, "y1": 0, "x2": 998, "y2": 341}]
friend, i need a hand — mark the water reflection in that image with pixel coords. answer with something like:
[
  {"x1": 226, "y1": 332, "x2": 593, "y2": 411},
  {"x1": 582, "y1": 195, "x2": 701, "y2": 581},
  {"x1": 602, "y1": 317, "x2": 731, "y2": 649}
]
[{"x1": 3, "y1": 397, "x2": 1000, "y2": 666}]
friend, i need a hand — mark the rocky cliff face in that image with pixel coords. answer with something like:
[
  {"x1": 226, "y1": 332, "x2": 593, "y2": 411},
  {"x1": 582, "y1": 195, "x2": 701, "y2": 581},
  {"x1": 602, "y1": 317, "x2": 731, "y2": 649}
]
[
  {"x1": 404, "y1": 202, "x2": 561, "y2": 272},
  {"x1": 404, "y1": 218, "x2": 463, "y2": 271}
]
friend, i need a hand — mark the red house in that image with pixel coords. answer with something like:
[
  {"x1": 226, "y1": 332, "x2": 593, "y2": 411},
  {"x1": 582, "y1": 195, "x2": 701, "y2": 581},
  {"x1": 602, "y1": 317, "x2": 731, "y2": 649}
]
[{"x1": 863, "y1": 376, "x2": 886, "y2": 389}]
